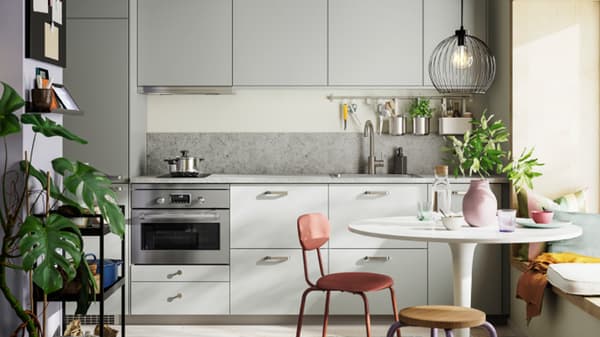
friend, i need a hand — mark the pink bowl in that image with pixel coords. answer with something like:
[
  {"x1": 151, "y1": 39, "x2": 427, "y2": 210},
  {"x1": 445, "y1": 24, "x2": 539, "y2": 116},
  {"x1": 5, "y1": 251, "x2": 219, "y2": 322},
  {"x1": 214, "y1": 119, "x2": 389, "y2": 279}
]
[{"x1": 531, "y1": 210, "x2": 554, "y2": 224}]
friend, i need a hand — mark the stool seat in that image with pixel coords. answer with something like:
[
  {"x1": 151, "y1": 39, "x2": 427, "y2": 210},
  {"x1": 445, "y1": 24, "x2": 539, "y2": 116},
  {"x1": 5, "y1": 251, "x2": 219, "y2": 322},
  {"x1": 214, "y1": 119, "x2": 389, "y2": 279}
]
[{"x1": 398, "y1": 305, "x2": 486, "y2": 330}]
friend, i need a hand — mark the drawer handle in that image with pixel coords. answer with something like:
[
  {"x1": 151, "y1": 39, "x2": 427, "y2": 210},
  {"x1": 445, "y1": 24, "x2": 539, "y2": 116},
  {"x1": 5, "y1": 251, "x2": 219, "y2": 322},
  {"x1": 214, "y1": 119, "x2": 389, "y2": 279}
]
[
  {"x1": 110, "y1": 186, "x2": 123, "y2": 192},
  {"x1": 363, "y1": 191, "x2": 389, "y2": 197},
  {"x1": 166, "y1": 270, "x2": 183, "y2": 279},
  {"x1": 262, "y1": 191, "x2": 288, "y2": 198},
  {"x1": 363, "y1": 256, "x2": 391, "y2": 262},
  {"x1": 167, "y1": 293, "x2": 182, "y2": 302},
  {"x1": 263, "y1": 256, "x2": 289, "y2": 262},
  {"x1": 452, "y1": 191, "x2": 467, "y2": 196}
]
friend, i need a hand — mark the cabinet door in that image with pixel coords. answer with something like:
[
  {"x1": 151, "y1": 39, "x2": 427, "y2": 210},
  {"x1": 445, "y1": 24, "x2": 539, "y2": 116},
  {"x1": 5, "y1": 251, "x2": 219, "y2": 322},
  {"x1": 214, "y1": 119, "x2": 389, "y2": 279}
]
[
  {"x1": 67, "y1": 0, "x2": 128, "y2": 18},
  {"x1": 428, "y1": 183, "x2": 505, "y2": 314},
  {"x1": 131, "y1": 282, "x2": 229, "y2": 314},
  {"x1": 138, "y1": 0, "x2": 232, "y2": 86},
  {"x1": 230, "y1": 185, "x2": 328, "y2": 248},
  {"x1": 64, "y1": 19, "x2": 128, "y2": 179},
  {"x1": 329, "y1": 0, "x2": 423, "y2": 86},
  {"x1": 230, "y1": 249, "x2": 326, "y2": 314},
  {"x1": 423, "y1": 0, "x2": 487, "y2": 86},
  {"x1": 233, "y1": 0, "x2": 327, "y2": 85},
  {"x1": 329, "y1": 249, "x2": 427, "y2": 314},
  {"x1": 329, "y1": 184, "x2": 428, "y2": 249}
]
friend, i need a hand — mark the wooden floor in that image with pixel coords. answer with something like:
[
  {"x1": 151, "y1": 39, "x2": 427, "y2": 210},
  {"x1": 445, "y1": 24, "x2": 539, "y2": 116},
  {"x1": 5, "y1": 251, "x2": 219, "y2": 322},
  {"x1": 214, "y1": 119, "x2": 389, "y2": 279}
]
[{"x1": 123, "y1": 324, "x2": 521, "y2": 337}]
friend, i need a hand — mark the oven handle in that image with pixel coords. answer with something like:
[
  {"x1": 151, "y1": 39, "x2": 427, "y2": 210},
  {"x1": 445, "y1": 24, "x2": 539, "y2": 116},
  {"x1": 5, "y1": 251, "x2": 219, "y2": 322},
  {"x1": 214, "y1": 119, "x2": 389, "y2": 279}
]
[{"x1": 138, "y1": 212, "x2": 221, "y2": 221}]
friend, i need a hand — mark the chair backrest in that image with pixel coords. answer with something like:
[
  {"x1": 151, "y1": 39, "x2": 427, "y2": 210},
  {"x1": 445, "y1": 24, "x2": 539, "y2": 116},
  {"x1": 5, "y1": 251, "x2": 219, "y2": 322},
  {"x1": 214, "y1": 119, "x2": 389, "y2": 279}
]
[{"x1": 297, "y1": 213, "x2": 329, "y2": 286}]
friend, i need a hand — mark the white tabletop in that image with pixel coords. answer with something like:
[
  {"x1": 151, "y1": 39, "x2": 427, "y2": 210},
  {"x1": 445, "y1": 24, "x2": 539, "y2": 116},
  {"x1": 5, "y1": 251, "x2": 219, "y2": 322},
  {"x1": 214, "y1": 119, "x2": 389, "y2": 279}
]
[{"x1": 348, "y1": 216, "x2": 583, "y2": 244}]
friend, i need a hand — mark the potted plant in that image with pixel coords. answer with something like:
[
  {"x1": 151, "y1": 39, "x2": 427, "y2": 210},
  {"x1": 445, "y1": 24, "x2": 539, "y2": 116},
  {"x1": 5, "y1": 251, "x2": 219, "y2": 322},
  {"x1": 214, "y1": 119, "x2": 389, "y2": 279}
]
[
  {"x1": 0, "y1": 82, "x2": 125, "y2": 337},
  {"x1": 409, "y1": 98, "x2": 433, "y2": 135}
]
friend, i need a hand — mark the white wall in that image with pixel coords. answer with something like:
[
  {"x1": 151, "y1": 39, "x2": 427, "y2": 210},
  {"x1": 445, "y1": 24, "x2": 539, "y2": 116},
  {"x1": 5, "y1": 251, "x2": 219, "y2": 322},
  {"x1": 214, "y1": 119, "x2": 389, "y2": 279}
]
[{"x1": 512, "y1": 0, "x2": 600, "y2": 212}]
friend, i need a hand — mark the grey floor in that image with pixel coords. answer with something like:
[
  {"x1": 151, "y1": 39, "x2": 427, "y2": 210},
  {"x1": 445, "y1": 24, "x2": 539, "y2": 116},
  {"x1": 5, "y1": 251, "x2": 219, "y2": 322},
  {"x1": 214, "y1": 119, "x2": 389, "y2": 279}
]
[{"x1": 123, "y1": 324, "x2": 520, "y2": 337}]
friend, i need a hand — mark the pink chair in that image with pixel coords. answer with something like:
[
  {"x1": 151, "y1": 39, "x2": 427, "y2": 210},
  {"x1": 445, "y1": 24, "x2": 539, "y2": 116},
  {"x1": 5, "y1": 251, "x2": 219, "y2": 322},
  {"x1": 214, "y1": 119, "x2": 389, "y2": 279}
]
[{"x1": 296, "y1": 213, "x2": 400, "y2": 337}]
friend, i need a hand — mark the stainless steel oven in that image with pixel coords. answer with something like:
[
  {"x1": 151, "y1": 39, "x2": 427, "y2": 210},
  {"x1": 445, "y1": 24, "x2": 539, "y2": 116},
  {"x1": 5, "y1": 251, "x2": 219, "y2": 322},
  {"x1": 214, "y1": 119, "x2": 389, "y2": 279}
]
[{"x1": 131, "y1": 184, "x2": 229, "y2": 265}]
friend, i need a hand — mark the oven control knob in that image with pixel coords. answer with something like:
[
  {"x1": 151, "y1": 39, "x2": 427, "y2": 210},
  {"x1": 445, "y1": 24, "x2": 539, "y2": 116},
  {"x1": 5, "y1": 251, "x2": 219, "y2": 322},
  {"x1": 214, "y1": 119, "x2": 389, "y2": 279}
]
[
  {"x1": 156, "y1": 197, "x2": 166, "y2": 205},
  {"x1": 197, "y1": 196, "x2": 206, "y2": 204}
]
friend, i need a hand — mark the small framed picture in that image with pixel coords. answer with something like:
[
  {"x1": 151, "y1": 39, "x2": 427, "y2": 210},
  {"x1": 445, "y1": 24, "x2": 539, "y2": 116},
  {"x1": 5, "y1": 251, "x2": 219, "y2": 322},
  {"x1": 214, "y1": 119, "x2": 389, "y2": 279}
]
[
  {"x1": 52, "y1": 84, "x2": 79, "y2": 110},
  {"x1": 35, "y1": 67, "x2": 49, "y2": 80}
]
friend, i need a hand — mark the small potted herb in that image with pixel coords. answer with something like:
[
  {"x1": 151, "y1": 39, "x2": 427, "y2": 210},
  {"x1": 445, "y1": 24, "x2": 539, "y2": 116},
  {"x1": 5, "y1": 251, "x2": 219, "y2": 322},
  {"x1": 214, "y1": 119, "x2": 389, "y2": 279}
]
[{"x1": 409, "y1": 98, "x2": 433, "y2": 135}]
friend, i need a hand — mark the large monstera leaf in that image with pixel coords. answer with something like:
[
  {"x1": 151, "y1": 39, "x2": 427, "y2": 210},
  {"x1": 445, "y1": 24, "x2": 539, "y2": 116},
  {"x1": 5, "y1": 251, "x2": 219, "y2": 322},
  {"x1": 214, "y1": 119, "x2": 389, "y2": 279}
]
[
  {"x1": 21, "y1": 114, "x2": 87, "y2": 144},
  {"x1": 19, "y1": 160, "x2": 82, "y2": 210},
  {"x1": 0, "y1": 82, "x2": 25, "y2": 137},
  {"x1": 52, "y1": 158, "x2": 124, "y2": 237},
  {"x1": 19, "y1": 214, "x2": 83, "y2": 294}
]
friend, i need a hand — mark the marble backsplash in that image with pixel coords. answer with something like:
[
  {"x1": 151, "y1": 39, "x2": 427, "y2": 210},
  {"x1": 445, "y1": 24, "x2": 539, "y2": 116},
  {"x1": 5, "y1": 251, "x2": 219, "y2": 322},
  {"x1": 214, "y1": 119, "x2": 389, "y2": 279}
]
[{"x1": 146, "y1": 133, "x2": 447, "y2": 176}]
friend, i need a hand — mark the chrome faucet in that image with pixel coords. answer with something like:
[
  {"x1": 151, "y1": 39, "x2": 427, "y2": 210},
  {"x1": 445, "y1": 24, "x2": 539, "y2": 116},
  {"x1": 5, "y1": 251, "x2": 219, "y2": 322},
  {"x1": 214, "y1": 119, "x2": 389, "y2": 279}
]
[{"x1": 363, "y1": 120, "x2": 384, "y2": 175}]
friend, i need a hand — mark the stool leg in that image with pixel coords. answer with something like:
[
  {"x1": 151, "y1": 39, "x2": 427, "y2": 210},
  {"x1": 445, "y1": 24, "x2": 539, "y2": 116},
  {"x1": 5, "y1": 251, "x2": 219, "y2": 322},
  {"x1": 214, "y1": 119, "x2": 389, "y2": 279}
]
[
  {"x1": 296, "y1": 288, "x2": 315, "y2": 337},
  {"x1": 444, "y1": 329, "x2": 454, "y2": 337},
  {"x1": 388, "y1": 287, "x2": 401, "y2": 337},
  {"x1": 358, "y1": 292, "x2": 372, "y2": 337},
  {"x1": 430, "y1": 328, "x2": 438, "y2": 337},
  {"x1": 322, "y1": 291, "x2": 331, "y2": 337},
  {"x1": 479, "y1": 322, "x2": 498, "y2": 337},
  {"x1": 385, "y1": 321, "x2": 405, "y2": 337}
]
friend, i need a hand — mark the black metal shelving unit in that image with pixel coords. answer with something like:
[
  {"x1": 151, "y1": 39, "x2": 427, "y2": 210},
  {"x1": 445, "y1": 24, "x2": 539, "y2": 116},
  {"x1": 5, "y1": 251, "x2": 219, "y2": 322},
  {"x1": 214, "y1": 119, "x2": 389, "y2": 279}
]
[{"x1": 34, "y1": 215, "x2": 126, "y2": 337}]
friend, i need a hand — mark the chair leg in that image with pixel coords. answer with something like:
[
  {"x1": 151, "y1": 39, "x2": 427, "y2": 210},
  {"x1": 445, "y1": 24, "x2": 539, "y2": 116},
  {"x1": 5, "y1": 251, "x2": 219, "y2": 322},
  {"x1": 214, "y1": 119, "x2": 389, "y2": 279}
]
[
  {"x1": 296, "y1": 288, "x2": 316, "y2": 337},
  {"x1": 444, "y1": 329, "x2": 454, "y2": 337},
  {"x1": 388, "y1": 287, "x2": 401, "y2": 337},
  {"x1": 358, "y1": 292, "x2": 372, "y2": 337},
  {"x1": 322, "y1": 291, "x2": 331, "y2": 337},
  {"x1": 479, "y1": 321, "x2": 498, "y2": 337},
  {"x1": 430, "y1": 328, "x2": 438, "y2": 337},
  {"x1": 385, "y1": 321, "x2": 405, "y2": 337}
]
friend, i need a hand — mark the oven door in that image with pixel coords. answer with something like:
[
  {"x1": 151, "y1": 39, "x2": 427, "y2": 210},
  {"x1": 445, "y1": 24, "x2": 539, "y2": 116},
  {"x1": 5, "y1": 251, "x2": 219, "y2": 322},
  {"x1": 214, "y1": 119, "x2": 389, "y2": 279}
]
[{"x1": 131, "y1": 210, "x2": 229, "y2": 265}]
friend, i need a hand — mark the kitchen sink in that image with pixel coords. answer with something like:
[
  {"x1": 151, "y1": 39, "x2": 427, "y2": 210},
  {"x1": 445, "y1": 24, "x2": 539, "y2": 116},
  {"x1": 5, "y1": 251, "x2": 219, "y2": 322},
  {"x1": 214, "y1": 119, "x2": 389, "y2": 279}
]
[{"x1": 329, "y1": 173, "x2": 422, "y2": 178}]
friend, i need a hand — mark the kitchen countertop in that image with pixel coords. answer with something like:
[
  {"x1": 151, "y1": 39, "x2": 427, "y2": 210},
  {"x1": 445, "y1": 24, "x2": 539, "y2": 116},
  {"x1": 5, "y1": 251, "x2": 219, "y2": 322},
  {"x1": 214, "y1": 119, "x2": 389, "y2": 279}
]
[{"x1": 131, "y1": 174, "x2": 508, "y2": 184}]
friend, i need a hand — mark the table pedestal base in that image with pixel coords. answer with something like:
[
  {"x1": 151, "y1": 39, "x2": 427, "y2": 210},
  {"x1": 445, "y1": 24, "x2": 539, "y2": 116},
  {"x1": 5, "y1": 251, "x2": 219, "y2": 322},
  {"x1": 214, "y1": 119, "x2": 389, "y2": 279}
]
[{"x1": 449, "y1": 242, "x2": 477, "y2": 337}]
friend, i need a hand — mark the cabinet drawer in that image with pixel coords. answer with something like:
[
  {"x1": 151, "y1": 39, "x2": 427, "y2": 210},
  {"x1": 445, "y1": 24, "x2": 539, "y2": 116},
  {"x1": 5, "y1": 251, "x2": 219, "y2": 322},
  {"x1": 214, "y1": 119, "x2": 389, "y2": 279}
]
[
  {"x1": 329, "y1": 249, "x2": 427, "y2": 314},
  {"x1": 231, "y1": 249, "x2": 326, "y2": 314},
  {"x1": 230, "y1": 185, "x2": 327, "y2": 248},
  {"x1": 329, "y1": 184, "x2": 428, "y2": 248},
  {"x1": 131, "y1": 265, "x2": 229, "y2": 282},
  {"x1": 131, "y1": 282, "x2": 229, "y2": 315}
]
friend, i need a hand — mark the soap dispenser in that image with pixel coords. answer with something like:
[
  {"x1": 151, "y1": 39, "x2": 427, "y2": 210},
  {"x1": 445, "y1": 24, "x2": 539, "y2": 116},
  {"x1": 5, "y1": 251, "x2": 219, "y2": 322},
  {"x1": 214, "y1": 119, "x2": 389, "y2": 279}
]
[{"x1": 393, "y1": 147, "x2": 407, "y2": 174}]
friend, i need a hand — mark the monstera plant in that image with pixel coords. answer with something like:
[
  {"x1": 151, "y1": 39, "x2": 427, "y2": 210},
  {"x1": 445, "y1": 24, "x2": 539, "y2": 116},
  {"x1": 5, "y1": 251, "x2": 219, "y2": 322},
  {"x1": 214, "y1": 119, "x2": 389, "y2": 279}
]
[{"x1": 0, "y1": 82, "x2": 124, "y2": 337}]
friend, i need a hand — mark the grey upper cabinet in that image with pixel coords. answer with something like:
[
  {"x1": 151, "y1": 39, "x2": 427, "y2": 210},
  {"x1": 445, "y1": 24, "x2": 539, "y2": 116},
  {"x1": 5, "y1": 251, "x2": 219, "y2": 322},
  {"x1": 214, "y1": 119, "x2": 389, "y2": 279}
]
[
  {"x1": 137, "y1": 0, "x2": 232, "y2": 86},
  {"x1": 64, "y1": 19, "x2": 128, "y2": 179},
  {"x1": 67, "y1": 0, "x2": 128, "y2": 18},
  {"x1": 423, "y1": 0, "x2": 487, "y2": 86},
  {"x1": 233, "y1": 0, "x2": 327, "y2": 86},
  {"x1": 328, "y1": 0, "x2": 423, "y2": 86}
]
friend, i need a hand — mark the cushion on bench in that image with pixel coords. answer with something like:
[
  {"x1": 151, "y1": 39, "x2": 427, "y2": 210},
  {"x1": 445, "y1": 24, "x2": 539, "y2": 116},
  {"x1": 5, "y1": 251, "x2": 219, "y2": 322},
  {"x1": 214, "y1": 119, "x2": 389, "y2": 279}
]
[
  {"x1": 548, "y1": 211, "x2": 600, "y2": 257},
  {"x1": 547, "y1": 263, "x2": 600, "y2": 296}
]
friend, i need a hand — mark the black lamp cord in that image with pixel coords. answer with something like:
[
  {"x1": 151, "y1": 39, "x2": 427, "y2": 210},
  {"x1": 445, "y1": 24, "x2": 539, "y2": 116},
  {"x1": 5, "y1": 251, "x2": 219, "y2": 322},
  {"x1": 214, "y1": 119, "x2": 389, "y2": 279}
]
[{"x1": 460, "y1": 0, "x2": 464, "y2": 29}]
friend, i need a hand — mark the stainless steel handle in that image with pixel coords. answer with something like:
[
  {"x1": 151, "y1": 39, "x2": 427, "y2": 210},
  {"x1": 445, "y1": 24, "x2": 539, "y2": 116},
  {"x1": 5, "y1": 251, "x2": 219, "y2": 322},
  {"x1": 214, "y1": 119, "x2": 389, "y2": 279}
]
[
  {"x1": 166, "y1": 270, "x2": 183, "y2": 279},
  {"x1": 363, "y1": 191, "x2": 389, "y2": 196},
  {"x1": 167, "y1": 293, "x2": 182, "y2": 302},
  {"x1": 363, "y1": 256, "x2": 391, "y2": 262},
  {"x1": 155, "y1": 197, "x2": 166, "y2": 205},
  {"x1": 262, "y1": 191, "x2": 288, "y2": 198},
  {"x1": 110, "y1": 186, "x2": 124, "y2": 192},
  {"x1": 197, "y1": 196, "x2": 206, "y2": 204},
  {"x1": 106, "y1": 175, "x2": 123, "y2": 181},
  {"x1": 263, "y1": 256, "x2": 289, "y2": 262},
  {"x1": 139, "y1": 212, "x2": 220, "y2": 221},
  {"x1": 452, "y1": 191, "x2": 467, "y2": 196}
]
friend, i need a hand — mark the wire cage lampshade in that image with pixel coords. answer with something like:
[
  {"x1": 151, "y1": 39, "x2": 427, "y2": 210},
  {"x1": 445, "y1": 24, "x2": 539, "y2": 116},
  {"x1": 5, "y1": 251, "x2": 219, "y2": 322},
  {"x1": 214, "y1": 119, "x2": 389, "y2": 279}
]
[{"x1": 428, "y1": 27, "x2": 496, "y2": 94}]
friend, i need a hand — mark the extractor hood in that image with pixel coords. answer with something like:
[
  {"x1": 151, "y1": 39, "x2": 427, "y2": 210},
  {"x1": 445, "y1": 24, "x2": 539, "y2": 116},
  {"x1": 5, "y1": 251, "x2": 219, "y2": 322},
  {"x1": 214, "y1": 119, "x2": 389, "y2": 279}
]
[{"x1": 139, "y1": 86, "x2": 234, "y2": 95}]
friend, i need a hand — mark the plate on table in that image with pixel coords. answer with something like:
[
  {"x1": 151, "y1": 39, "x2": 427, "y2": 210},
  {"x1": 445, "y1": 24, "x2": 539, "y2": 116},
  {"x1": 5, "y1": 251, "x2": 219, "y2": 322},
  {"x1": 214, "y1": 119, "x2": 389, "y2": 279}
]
[{"x1": 516, "y1": 217, "x2": 571, "y2": 228}]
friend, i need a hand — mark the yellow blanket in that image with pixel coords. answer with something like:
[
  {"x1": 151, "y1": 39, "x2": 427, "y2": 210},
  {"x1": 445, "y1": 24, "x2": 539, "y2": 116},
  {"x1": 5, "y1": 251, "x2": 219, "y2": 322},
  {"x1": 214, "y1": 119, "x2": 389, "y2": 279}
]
[{"x1": 516, "y1": 252, "x2": 600, "y2": 323}]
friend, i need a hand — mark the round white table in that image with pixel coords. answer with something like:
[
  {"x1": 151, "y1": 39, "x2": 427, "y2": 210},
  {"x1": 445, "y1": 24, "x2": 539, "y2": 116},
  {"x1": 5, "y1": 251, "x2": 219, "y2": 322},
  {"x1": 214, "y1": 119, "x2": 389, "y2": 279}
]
[{"x1": 348, "y1": 216, "x2": 582, "y2": 336}]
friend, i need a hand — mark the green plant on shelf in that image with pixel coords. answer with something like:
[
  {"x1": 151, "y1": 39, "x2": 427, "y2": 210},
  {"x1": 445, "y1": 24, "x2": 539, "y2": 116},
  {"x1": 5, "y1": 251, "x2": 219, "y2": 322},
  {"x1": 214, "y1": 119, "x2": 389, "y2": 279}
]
[
  {"x1": 0, "y1": 82, "x2": 124, "y2": 337},
  {"x1": 408, "y1": 98, "x2": 433, "y2": 118}
]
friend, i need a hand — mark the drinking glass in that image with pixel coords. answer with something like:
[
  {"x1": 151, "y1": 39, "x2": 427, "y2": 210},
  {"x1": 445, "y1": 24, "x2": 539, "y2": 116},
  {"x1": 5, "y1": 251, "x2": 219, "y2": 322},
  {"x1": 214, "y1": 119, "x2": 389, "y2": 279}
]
[
  {"x1": 497, "y1": 209, "x2": 517, "y2": 232},
  {"x1": 417, "y1": 200, "x2": 434, "y2": 221}
]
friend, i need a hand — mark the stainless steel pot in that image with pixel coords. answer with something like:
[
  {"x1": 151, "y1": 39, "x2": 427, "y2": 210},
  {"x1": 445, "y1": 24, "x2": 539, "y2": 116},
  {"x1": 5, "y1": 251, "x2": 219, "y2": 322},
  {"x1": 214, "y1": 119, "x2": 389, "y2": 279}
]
[
  {"x1": 412, "y1": 117, "x2": 430, "y2": 135},
  {"x1": 164, "y1": 150, "x2": 204, "y2": 177},
  {"x1": 389, "y1": 116, "x2": 407, "y2": 135}
]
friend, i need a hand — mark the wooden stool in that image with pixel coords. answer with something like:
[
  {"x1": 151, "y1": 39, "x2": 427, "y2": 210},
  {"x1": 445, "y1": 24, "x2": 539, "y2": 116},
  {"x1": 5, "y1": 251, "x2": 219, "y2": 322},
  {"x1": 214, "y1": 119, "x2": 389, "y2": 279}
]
[{"x1": 385, "y1": 305, "x2": 498, "y2": 337}]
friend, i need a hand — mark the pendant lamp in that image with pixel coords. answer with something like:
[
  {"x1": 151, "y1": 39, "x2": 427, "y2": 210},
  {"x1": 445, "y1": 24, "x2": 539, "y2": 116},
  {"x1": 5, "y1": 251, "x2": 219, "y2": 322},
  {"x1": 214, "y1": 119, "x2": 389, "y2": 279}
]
[{"x1": 428, "y1": 0, "x2": 496, "y2": 94}]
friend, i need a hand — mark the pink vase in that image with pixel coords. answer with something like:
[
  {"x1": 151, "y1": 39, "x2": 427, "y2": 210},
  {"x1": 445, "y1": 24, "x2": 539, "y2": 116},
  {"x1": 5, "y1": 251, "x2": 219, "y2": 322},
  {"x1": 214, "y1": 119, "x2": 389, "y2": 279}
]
[{"x1": 462, "y1": 179, "x2": 498, "y2": 227}]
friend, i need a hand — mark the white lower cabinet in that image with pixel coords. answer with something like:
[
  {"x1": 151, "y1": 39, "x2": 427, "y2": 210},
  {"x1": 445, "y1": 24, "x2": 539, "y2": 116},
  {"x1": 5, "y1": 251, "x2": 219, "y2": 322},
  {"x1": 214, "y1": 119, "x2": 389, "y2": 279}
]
[
  {"x1": 131, "y1": 265, "x2": 230, "y2": 315},
  {"x1": 230, "y1": 249, "x2": 327, "y2": 315},
  {"x1": 328, "y1": 249, "x2": 428, "y2": 314},
  {"x1": 131, "y1": 282, "x2": 229, "y2": 315}
]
